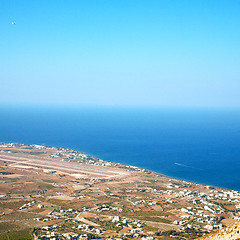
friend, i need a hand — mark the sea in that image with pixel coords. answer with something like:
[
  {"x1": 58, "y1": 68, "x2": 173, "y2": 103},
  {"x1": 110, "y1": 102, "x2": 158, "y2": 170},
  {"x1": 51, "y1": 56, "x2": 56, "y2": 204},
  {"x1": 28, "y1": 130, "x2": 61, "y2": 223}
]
[{"x1": 1, "y1": 105, "x2": 240, "y2": 191}]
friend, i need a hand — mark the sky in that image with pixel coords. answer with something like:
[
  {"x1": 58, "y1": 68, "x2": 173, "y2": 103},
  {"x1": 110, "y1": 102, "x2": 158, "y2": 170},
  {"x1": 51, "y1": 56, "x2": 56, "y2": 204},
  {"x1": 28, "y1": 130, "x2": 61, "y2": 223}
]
[{"x1": 0, "y1": 0, "x2": 240, "y2": 108}]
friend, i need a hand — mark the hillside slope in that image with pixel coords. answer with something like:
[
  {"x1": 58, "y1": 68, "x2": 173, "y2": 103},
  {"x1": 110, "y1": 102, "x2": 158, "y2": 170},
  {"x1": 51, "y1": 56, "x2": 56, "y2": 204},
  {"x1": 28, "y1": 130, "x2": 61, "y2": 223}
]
[{"x1": 200, "y1": 222, "x2": 240, "y2": 240}]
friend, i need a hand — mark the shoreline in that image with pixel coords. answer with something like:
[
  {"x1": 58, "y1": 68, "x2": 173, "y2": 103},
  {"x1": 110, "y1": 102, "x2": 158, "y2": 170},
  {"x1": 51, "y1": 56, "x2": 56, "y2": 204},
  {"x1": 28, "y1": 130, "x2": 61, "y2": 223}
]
[
  {"x1": 0, "y1": 141, "x2": 236, "y2": 192},
  {"x1": 1, "y1": 142, "x2": 240, "y2": 239}
]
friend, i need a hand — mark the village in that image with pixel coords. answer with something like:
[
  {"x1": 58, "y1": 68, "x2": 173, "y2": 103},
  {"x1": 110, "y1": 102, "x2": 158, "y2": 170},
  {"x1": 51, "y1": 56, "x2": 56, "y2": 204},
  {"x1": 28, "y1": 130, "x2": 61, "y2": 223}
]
[{"x1": 0, "y1": 143, "x2": 240, "y2": 239}]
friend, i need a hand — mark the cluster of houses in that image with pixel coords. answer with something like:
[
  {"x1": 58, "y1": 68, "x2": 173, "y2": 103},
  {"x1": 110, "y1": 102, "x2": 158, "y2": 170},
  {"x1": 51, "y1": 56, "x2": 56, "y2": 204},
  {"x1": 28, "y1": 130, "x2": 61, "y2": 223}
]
[
  {"x1": 19, "y1": 201, "x2": 35, "y2": 210},
  {"x1": 96, "y1": 204, "x2": 123, "y2": 213},
  {"x1": 158, "y1": 183, "x2": 240, "y2": 232},
  {"x1": 4, "y1": 143, "x2": 240, "y2": 239},
  {"x1": 44, "y1": 146, "x2": 154, "y2": 172},
  {"x1": 47, "y1": 148, "x2": 114, "y2": 168},
  {"x1": 77, "y1": 224, "x2": 102, "y2": 235},
  {"x1": 29, "y1": 183, "x2": 240, "y2": 239}
]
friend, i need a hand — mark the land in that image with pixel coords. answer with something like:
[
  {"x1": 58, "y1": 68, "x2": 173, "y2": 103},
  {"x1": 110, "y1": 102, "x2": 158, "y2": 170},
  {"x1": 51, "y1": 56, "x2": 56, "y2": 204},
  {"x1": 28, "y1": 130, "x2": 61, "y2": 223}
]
[{"x1": 0, "y1": 143, "x2": 240, "y2": 239}]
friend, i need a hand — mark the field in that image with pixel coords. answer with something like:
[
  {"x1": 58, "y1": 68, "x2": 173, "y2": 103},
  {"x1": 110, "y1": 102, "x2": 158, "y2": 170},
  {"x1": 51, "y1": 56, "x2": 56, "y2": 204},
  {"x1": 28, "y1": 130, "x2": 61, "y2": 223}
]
[{"x1": 0, "y1": 143, "x2": 239, "y2": 239}]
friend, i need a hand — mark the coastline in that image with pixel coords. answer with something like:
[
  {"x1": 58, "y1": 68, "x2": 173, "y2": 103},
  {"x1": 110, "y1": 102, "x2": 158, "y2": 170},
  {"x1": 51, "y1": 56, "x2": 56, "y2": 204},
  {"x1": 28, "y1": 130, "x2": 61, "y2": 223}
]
[
  {"x1": 1, "y1": 142, "x2": 240, "y2": 239},
  {"x1": 0, "y1": 141, "x2": 236, "y2": 192},
  {"x1": 1, "y1": 106, "x2": 240, "y2": 192}
]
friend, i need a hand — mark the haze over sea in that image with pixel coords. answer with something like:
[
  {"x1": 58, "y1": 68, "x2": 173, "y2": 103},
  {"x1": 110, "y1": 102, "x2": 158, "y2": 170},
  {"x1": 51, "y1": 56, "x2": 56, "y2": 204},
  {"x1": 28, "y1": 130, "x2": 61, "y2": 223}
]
[{"x1": 1, "y1": 105, "x2": 240, "y2": 191}]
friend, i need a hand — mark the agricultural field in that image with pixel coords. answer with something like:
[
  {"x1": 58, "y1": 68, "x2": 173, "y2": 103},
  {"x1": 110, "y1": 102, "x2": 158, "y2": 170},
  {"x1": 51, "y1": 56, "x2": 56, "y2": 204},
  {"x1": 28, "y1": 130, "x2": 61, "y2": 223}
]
[{"x1": 0, "y1": 143, "x2": 239, "y2": 239}]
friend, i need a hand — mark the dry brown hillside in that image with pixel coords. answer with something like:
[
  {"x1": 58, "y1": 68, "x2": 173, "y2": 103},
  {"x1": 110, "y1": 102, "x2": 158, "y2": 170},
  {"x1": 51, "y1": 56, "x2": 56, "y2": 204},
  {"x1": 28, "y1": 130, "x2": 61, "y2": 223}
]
[{"x1": 200, "y1": 222, "x2": 240, "y2": 240}]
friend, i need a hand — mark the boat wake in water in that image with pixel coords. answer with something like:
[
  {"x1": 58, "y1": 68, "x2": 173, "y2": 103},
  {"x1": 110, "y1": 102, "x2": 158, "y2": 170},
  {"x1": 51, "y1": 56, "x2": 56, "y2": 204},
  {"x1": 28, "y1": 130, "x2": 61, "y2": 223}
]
[{"x1": 175, "y1": 162, "x2": 204, "y2": 171}]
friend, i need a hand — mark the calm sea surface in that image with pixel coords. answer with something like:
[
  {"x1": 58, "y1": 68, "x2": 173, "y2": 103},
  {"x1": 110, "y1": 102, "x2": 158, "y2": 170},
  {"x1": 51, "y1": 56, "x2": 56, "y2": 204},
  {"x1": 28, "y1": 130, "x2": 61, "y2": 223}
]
[{"x1": 1, "y1": 105, "x2": 240, "y2": 191}]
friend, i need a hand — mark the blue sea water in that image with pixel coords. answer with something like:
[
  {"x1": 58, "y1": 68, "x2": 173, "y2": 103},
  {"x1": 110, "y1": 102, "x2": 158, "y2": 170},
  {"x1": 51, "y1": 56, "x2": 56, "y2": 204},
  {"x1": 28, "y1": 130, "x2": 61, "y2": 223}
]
[{"x1": 1, "y1": 105, "x2": 240, "y2": 191}]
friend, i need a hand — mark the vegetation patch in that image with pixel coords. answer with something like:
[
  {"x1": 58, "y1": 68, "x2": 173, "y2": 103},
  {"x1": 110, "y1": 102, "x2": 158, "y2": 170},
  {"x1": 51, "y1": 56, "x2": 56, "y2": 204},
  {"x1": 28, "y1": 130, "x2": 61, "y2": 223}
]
[
  {"x1": 0, "y1": 211, "x2": 42, "y2": 221},
  {"x1": 27, "y1": 152, "x2": 46, "y2": 155},
  {"x1": 0, "y1": 222, "x2": 20, "y2": 234},
  {"x1": 0, "y1": 200, "x2": 27, "y2": 209},
  {"x1": 0, "y1": 229, "x2": 33, "y2": 240},
  {"x1": 140, "y1": 216, "x2": 171, "y2": 223}
]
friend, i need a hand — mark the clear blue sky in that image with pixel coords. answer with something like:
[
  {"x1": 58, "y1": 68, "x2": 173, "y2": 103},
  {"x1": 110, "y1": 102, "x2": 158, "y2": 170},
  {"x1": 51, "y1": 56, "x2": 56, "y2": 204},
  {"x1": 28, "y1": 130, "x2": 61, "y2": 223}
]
[{"x1": 1, "y1": 0, "x2": 240, "y2": 107}]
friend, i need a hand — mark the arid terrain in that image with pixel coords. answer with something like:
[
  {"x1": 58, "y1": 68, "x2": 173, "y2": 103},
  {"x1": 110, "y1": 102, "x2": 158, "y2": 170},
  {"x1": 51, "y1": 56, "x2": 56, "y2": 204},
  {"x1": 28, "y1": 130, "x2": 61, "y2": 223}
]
[{"x1": 0, "y1": 143, "x2": 240, "y2": 240}]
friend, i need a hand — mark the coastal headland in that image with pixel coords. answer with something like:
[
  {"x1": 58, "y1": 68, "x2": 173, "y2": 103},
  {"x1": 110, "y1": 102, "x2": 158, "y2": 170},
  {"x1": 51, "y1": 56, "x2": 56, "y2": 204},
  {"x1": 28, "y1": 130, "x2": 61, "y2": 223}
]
[{"x1": 0, "y1": 143, "x2": 239, "y2": 239}]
